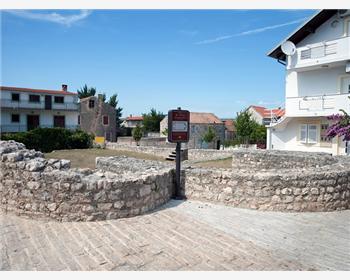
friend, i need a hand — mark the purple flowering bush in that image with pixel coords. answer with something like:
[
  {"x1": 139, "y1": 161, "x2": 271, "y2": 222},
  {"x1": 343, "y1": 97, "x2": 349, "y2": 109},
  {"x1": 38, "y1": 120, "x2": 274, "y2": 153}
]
[{"x1": 326, "y1": 97, "x2": 350, "y2": 141}]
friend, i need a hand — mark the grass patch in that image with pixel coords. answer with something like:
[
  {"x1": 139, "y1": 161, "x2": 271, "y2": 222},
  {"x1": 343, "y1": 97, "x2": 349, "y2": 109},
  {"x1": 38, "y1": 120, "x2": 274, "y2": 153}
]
[
  {"x1": 193, "y1": 157, "x2": 232, "y2": 169},
  {"x1": 45, "y1": 148, "x2": 166, "y2": 169}
]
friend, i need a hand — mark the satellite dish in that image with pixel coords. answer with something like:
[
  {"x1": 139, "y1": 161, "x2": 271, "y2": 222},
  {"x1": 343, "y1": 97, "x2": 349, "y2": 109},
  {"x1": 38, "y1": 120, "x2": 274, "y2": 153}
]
[{"x1": 281, "y1": 41, "x2": 296, "y2": 56}]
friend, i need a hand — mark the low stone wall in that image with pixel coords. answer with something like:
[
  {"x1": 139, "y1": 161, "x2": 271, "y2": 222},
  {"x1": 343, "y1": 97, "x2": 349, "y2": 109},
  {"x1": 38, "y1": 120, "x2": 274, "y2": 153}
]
[
  {"x1": 0, "y1": 141, "x2": 174, "y2": 221},
  {"x1": 106, "y1": 142, "x2": 175, "y2": 159},
  {"x1": 183, "y1": 152, "x2": 350, "y2": 211},
  {"x1": 107, "y1": 142, "x2": 232, "y2": 162},
  {"x1": 116, "y1": 137, "x2": 176, "y2": 148},
  {"x1": 231, "y1": 149, "x2": 337, "y2": 170},
  {"x1": 188, "y1": 149, "x2": 233, "y2": 162}
]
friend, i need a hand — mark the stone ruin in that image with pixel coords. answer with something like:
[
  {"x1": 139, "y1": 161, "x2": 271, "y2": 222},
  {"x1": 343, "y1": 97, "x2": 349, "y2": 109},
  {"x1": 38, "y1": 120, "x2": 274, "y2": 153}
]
[{"x1": 0, "y1": 140, "x2": 349, "y2": 222}]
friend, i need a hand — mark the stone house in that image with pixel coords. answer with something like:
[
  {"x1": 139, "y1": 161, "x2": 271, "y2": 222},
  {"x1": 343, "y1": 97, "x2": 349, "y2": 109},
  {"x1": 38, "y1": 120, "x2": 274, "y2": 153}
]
[
  {"x1": 221, "y1": 118, "x2": 236, "y2": 140},
  {"x1": 160, "y1": 112, "x2": 225, "y2": 149},
  {"x1": 121, "y1": 115, "x2": 143, "y2": 128},
  {"x1": 79, "y1": 95, "x2": 116, "y2": 141}
]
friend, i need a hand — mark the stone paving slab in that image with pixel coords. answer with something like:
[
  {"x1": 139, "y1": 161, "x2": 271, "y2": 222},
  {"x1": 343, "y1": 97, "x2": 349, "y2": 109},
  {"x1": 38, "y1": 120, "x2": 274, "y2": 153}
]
[{"x1": 1, "y1": 200, "x2": 349, "y2": 271}]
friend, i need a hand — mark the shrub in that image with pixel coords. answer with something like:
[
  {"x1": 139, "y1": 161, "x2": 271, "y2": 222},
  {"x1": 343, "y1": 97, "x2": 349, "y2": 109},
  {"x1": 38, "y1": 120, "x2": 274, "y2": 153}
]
[{"x1": 1, "y1": 128, "x2": 93, "y2": 152}]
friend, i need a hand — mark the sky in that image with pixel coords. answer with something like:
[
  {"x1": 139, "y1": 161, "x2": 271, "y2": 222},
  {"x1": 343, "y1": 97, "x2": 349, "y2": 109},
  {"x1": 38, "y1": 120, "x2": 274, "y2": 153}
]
[{"x1": 1, "y1": 9, "x2": 316, "y2": 118}]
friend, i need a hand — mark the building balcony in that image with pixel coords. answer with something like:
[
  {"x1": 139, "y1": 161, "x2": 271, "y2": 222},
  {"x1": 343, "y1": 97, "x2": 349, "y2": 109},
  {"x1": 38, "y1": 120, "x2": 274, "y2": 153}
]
[
  {"x1": 285, "y1": 93, "x2": 350, "y2": 117},
  {"x1": 0, "y1": 99, "x2": 79, "y2": 111},
  {"x1": 0, "y1": 124, "x2": 80, "y2": 133},
  {"x1": 288, "y1": 36, "x2": 350, "y2": 71}
]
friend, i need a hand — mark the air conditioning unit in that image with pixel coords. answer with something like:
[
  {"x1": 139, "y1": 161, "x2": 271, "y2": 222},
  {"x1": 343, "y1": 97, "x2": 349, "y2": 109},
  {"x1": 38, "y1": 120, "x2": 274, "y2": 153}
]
[{"x1": 338, "y1": 10, "x2": 350, "y2": 18}]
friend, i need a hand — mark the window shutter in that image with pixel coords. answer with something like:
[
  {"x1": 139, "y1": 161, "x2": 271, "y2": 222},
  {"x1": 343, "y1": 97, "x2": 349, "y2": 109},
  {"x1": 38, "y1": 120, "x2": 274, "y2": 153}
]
[
  {"x1": 308, "y1": 125, "x2": 317, "y2": 144},
  {"x1": 300, "y1": 124, "x2": 307, "y2": 143}
]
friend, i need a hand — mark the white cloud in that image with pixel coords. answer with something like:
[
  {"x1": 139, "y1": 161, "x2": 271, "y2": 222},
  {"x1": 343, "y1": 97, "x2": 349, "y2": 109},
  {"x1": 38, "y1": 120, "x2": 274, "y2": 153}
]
[
  {"x1": 195, "y1": 17, "x2": 307, "y2": 45},
  {"x1": 5, "y1": 10, "x2": 92, "y2": 27},
  {"x1": 178, "y1": 29, "x2": 199, "y2": 36}
]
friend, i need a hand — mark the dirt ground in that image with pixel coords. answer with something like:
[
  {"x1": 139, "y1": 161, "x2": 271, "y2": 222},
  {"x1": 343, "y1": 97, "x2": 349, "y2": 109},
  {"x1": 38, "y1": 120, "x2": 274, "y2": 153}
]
[{"x1": 45, "y1": 148, "x2": 166, "y2": 169}]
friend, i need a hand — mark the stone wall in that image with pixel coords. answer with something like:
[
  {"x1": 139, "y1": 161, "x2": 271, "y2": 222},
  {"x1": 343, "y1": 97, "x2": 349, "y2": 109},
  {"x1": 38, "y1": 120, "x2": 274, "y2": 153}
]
[
  {"x1": 182, "y1": 151, "x2": 350, "y2": 212},
  {"x1": 231, "y1": 149, "x2": 337, "y2": 170},
  {"x1": 106, "y1": 142, "x2": 232, "y2": 162},
  {"x1": 116, "y1": 136, "x2": 176, "y2": 148},
  {"x1": 0, "y1": 141, "x2": 174, "y2": 221},
  {"x1": 106, "y1": 142, "x2": 175, "y2": 158}
]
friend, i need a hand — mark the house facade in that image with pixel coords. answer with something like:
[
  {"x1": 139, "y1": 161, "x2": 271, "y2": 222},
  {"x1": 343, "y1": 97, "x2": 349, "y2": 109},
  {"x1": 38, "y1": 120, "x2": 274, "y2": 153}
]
[
  {"x1": 79, "y1": 95, "x2": 117, "y2": 141},
  {"x1": 121, "y1": 115, "x2": 143, "y2": 128},
  {"x1": 0, "y1": 85, "x2": 79, "y2": 133},
  {"x1": 267, "y1": 10, "x2": 350, "y2": 155},
  {"x1": 221, "y1": 118, "x2": 236, "y2": 141},
  {"x1": 160, "y1": 112, "x2": 225, "y2": 149},
  {"x1": 247, "y1": 105, "x2": 285, "y2": 126}
]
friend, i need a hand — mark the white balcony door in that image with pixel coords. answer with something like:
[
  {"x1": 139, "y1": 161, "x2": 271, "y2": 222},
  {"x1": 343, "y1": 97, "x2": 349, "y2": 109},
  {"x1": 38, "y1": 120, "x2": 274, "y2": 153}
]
[{"x1": 340, "y1": 76, "x2": 350, "y2": 94}]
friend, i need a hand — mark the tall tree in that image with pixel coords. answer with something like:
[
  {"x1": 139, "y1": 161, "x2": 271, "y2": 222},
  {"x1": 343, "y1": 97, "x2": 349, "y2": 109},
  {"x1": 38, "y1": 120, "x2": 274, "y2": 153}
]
[
  {"x1": 142, "y1": 108, "x2": 165, "y2": 133},
  {"x1": 108, "y1": 94, "x2": 123, "y2": 128},
  {"x1": 235, "y1": 110, "x2": 257, "y2": 145},
  {"x1": 77, "y1": 84, "x2": 96, "y2": 99}
]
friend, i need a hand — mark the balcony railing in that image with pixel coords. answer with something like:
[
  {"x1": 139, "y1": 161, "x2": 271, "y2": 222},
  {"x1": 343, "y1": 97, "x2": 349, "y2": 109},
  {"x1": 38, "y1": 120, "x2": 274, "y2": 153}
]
[
  {"x1": 0, "y1": 124, "x2": 80, "y2": 133},
  {"x1": 288, "y1": 36, "x2": 350, "y2": 70},
  {"x1": 0, "y1": 99, "x2": 79, "y2": 111},
  {"x1": 285, "y1": 93, "x2": 350, "y2": 117}
]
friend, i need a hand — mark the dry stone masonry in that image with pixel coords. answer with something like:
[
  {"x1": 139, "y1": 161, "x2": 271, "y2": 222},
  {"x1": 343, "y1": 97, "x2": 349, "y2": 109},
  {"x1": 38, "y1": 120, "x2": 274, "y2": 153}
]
[
  {"x1": 183, "y1": 150, "x2": 350, "y2": 211},
  {"x1": 1, "y1": 141, "x2": 349, "y2": 222},
  {"x1": 0, "y1": 140, "x2": 174, "y2": 221}
]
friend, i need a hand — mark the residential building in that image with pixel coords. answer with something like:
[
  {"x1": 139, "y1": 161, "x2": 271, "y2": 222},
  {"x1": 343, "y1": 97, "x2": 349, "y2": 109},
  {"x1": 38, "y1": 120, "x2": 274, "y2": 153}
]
[
  {"x1": 121, "y1": 115, "x2": 143, "y2": 128},
  {"x1": 221, "y1": 118, "x2": 236, "y2": 140},
  {"x1": 0, "y1": 85, "x2": 79, "y2": 133},
  {"x1": 267, "y1": 9, "x2": 350, "y2": 155},
  {"x1": 247, "y1": 105, "x2": 285, "y2": 125},
  {"x1": 160, "y1": 112, "x2": 225, "y2": 149},
  {"x1": 79, "y1": 95, "x2": 117, "y2": 141}
]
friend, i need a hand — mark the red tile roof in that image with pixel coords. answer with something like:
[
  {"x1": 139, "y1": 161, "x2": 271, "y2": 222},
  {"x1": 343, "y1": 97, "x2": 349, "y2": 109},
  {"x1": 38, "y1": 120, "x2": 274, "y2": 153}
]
[
  {"x1": 190, "y1": 112, "x2": 223, "y2": 124},
  {"x1": 223, "y1": 119, "x2": 235, "y2": 132},
  {"x1": 126, "y1": 116, "x2": 143, "y2": 121},
  {"x1": 0, "y1": 86, "x2": 77, "y2": 95},
  {"x1": 250, "y1": 105, "x2": 285, "y2": 118}
]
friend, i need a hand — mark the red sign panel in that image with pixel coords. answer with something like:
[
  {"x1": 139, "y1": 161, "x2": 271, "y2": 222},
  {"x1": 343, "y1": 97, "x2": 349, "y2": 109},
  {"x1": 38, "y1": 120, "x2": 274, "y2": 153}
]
[{"x1": 168, "y1": 109, "x2": 190, "y2": 143}]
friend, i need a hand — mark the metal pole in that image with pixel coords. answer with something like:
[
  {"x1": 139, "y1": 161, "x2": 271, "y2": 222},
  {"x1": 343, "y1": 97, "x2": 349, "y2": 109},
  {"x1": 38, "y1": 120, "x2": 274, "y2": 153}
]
[{"x1": 174, "y1": 141, "x2": 182, "y2": 199}]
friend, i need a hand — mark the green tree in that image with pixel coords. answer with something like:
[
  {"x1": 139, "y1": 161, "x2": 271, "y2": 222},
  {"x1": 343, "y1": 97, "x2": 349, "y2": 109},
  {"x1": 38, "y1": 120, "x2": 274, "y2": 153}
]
[
  {"x1": 142, "y1": 108, "x2": 165, "y2": 133},
  {"x1": 161, "y1": 128, "x2": 168, "y2": 136},
  {"x1": 108, "y1": 94, "x2": 123, "y2": 128},
  {"x1": 132, "y1": 124, "x2": 143, "y2": 145},
  {"x1": 250, "y1": 123, "x2": 267, "y2": 144},
  {"x1": 235, "y1": 110, "x2": 256, "y2": 145},
  {"x1": 202, "y1": 126, "x2": 216, "y2": 144},
  {"x1": 77, "y1": 84, "x2": 96, "y2": 99}
]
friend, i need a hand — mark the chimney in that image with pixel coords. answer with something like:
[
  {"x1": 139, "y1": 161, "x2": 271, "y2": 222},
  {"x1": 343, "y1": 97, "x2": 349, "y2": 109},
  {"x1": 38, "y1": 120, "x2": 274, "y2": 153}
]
[{"x1": 62, "y1": 84, "x2": 68, "y2": 91}]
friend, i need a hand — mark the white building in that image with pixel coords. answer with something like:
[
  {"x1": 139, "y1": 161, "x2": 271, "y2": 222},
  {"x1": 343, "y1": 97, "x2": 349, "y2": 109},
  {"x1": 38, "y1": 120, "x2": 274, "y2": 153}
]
[
  {"x1": 266, "y1": 10, "x2": 350, "y2": 155},
  {"x1": 0, "y1": 85, "x2": 79, "y2": 133}
]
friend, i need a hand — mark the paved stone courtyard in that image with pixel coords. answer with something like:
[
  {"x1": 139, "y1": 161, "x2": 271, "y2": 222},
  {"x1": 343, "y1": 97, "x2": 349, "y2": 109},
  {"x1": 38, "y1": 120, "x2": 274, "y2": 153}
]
[{"x1": 1, "y1": 200, "x2": 349, "y2": 271}]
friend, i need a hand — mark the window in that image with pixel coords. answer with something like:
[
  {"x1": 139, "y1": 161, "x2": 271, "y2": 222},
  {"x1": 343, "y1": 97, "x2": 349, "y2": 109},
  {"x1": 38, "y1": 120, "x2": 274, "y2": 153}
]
[
  {"x1": 89, "y1": 99, "x2": 95, "y2": 108},
  {"x1": 103, "y1": 115, "x2": 109, "y2": 125},
  {"x1": 29, "y1": 95, "x2": 40, "y2": 103},
  {"x1": 11, "y1": 114, "x2": 20, "y2": 123},
  {"x1": 300, "y1": 124, "x2": 317, "y2": 144},
  {"x1": 78, "y1": 115, "x2": 80, "y2": 125},
  {"x1": 54, "y1": 96, "x2": 64, "y2": 103},
  {"x1": 11, "y1": 93, "x2": 20, "y2": 101}
]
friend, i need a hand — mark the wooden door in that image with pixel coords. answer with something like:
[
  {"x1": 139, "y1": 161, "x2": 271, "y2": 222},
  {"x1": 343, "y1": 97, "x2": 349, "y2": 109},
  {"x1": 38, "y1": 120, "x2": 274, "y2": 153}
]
[
  {"x1": 54, "y1": 116, "x2": 65, "y2": 128},
  {"x1": 45, "y1": 95, "x2": 52, "y2": 110},
  {"x1": 27, "y1": 115, "x2": 40, "y2": 130}
]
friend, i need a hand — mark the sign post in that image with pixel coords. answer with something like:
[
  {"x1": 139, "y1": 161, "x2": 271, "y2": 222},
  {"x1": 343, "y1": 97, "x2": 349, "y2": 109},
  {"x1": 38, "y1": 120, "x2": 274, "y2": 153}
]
[{"x1": 168, "y1": 108, "x2": 190, "y2": 200}]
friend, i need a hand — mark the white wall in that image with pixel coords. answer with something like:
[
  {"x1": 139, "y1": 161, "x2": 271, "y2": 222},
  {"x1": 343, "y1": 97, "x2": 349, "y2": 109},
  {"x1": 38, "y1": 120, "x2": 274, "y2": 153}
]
[
  {"x1": 296, "y1": 14, "x2": 347, "y2": 48},
  {"x1": 270, "y1": 117, "x2": 346, "y2": 155},
  {"x1": 247, "y1": 107, "x2": 264, "y2": 125}
]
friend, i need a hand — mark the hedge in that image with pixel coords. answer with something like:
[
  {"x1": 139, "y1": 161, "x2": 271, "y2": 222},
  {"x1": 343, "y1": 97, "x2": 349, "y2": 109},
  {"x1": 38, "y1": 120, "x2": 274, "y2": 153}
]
[{"x1": 1, "y1": 128, "x2": 93, "y2": 153}]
